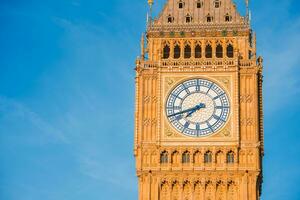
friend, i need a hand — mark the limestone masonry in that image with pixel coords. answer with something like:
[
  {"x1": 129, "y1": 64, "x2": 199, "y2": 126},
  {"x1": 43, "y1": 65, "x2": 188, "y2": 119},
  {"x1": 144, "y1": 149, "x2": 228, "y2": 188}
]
[{"x1": 134, "y1": 0, "x2": 264, "y2": 199}]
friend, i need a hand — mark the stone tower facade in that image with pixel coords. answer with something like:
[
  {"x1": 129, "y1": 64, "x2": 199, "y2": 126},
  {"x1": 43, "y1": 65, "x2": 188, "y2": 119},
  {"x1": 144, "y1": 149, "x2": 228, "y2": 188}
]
[{"x1": 134, "y1": 0, "x2": 264, "y2": 200}]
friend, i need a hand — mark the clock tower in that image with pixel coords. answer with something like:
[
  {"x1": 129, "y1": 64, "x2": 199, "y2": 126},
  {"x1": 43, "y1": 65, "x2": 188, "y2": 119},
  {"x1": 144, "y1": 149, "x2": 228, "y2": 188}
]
[{"x1": 134, "y1": 0, "x2": 264, "y2": 199}]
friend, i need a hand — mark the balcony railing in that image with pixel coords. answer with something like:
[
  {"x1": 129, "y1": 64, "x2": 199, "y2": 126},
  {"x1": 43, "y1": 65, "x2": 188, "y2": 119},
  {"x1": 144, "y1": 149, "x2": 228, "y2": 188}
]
[{"x1": 137, "y1": 58, "x2": 257, "y2": 71}]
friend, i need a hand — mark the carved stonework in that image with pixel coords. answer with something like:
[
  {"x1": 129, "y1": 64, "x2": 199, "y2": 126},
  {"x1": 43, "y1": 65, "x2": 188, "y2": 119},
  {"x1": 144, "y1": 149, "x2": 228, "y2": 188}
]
[
  {"x1": 241, "y1": 118, "x2": 254, "y2": 127},
  {"x1": 240, "y1": 94, "x2": 253, "y2": 103},
  {"x1": 135, "y1": 0, "x2": 263, "y2": 199},
  {"x1": 143, "y1": 95, "x2": 151, "y2": 103}
]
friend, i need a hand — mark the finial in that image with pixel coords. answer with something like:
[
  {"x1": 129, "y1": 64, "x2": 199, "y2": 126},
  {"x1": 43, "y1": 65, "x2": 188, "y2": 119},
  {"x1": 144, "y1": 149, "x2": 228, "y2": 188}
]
[
  {"x1": 257, "y1": 56, "x2": 263, "y2": 66},
  {"x1": 245, "y1": 0, "x2": 250, "y2": 23},
  {"x1": 140, "y1": 33, "x2": 145, "y2": 60},
  {"x1": 147, "y1": 0, "x2": 154, "y2": 26},
  {"x1": 148, "y1": 0, "x2": 154, "y2": 8}
]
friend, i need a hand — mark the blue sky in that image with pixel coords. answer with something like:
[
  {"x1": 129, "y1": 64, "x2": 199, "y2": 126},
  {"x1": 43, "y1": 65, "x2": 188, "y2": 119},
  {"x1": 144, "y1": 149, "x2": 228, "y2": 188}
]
[{"x1": 0, "y1": 0, "x2": 299, "y2": 199}]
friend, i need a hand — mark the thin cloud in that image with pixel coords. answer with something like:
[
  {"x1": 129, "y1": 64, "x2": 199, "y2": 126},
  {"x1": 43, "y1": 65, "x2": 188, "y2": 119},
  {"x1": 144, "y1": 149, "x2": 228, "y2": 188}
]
[{"x1": 0, "y1": 96, "x2": 69, "y2": 144}]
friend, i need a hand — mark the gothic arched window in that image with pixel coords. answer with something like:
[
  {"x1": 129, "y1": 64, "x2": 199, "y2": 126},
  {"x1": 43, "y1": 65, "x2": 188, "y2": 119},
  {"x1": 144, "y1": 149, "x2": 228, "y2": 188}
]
[
  {"x1": 195, "y1": 44, "x2": 202, "y2": 58},
  {"x1": 216, "y1": 44, "x2": 223, "y2": 58},
  {"x1": 214, "y1": 0, "x2": 221, "y2": 8},
  {"x1": 174, "y1": 44, "x2": 181, "y2": 59},
  {"x1": 167, "y1": 15, "x2": 174, "y2": 23},
  {"x1": 197, "y1": 0, "x2": 203, "y2": 8},
  {"x1": 163, "y1": 44, "x2": 170, "y2": 59},
  {"x1": 186, "y1": 14, "x2": 192, "y2": 23},
  {"x1": 227, "y1": 151, "x2": 235, "y2": 163},
  {"x1": 179, "y1": 0, "x2": 184, "y2": 9},
  {"x1": 171, "y1": 151, "x2": 180, "y2": 164},
  {"x1": 225, "y1": 13, "x2": 232, "y2": 22},
  {"x1": 205, "y1": 44, "x2": 212, "y2": 58},
  {"x1": 227, "y1": 44, "x2": 234, "y2": 58},
  {"x1": 204, "y1": 151, "x2": 212, "y2": 163},
  {"x1": 182, "y1": 151, "x2": 190, "y2": 163},
  {"x1": 207, "y1": 14, "x2": 213, "y2": 23},
  {"x1": 160, "y1": 151, "x2": 169, "y2": 164},
  {"x1": 184, "y1": 44, "x2": 191, "y2": 58}
]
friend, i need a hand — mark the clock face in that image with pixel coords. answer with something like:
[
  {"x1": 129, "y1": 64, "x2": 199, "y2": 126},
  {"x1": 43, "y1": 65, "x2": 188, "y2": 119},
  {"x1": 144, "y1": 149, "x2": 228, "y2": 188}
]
[{"x1": 165, "y1": 78, "x2": 230, "y2": 137}]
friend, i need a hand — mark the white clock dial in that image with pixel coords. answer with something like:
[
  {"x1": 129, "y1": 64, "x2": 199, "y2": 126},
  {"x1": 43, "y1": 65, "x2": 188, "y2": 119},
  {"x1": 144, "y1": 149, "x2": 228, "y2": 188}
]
[{"x1": 166, "y1": 78, "x2": 230, "y2": 137}]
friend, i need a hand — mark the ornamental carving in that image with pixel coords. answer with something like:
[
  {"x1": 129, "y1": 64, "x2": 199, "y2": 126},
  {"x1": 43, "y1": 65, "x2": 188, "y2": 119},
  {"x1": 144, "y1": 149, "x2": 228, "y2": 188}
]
[
  {"x1": 143, "y1": 118, "x2": 151, "y2": 126},
  {"x1": 143, "y1": 95, "x2": 151, "y2": 103},
  {"x1": 241, "y1": 118, "x2": 254, "y2": 126},
  {"x1": 240, "y1": 94, "x2": 253, "y2": 103}
]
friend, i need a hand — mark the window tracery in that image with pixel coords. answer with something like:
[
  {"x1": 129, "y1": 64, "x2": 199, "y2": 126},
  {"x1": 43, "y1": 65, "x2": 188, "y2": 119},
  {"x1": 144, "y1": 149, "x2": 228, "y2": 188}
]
[
  {"x1": 214, "y1": 0, "x2": 221, "y2": 8},
  {"x1": 179, "y1": 0, "x2": 185, "y2": 9},
  {"x1": 184, "y1": 44, "x2": 192, "y2": 58},
  {"x1": 204, "y1": 151, "x2": 212, "y2": 163},
  {"x1": 216, "y1": 44, "x2": 223, "y2": 58},
  {"x1": 205, "y1": 44, "x2": 213, "y2": 58},
  {"x1": 182, "y1": 151, "x2": 190, "y2": 163},
  {"x1": 160, "y1": 151, "x2": 169, "y2": 164},
  {"x1": 163, "y1": 44, "x2": 170, "y2": 59},
  {"x1": 174, "y1": 44, "x2": 181, "y2": 59},
  {"x1": 227, "y1": 151, "x2": 235, "y2": 163},
  {"x1": 227, "y1": 44, "x2": 234, "y2": 58},
  {"x1": 195, "y1": 43, "x2": 202, "y2": 58}
]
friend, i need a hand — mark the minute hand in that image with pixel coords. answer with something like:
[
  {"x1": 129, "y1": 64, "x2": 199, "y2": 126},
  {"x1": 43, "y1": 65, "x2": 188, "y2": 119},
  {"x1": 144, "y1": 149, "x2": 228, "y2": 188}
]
[
  {"x1": 167, "y1": 107, "x2": 198, "y2": 118},
  {"x1": 168, "y1": 103, "x2": 205, "y2": 118}
]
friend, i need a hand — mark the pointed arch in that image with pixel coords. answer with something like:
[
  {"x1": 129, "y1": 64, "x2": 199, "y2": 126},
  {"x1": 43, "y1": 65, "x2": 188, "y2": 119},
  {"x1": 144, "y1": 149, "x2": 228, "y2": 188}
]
[
  {"x1": 183, "y1": 181, "x2": 192, "y2": 200},
  {"x1": 182, "y1": 151, "x2": 190, "y2": 163},
  {"x1": 227, "y1": 151, "x2": 235, "y2": 164},
  {"x1": 160, "y1": 181, "x2": 169, "y2": 200},
  {"x1": 174, "y1": 43, "x2": 181, "y2": 59},
  {"x1": 204, "y1": 151, "x2": 212, "y2": 163},
  {"x1": 206, "y1": 14, "x2": 213, "y2": 23},
  {"x1": 186, "y1": 14, "x2": 192, "y2": 23},
  {"x1": 205, "y1": 181, "x2": 214, "y2": 199},
  {"x1": 195, "y1": 43, "x2": 202, "y2": 58},
  {"x1": 178, "y1": 0, "x2": 185, "y2": 9},
  {"x1": 160, "y1": 150, "x2": 169, "y2": 164},
  {"x1": 214, "y1": 0, "x2": 221, "y2": 8},
  {"x1": 227, "y1": 44, "x2": 234, "y2": 58},
  {"x1": 216, "y1": 150, "x2": 224, "y2": 164},
  {"x1": 228, "y1": 181, "x2": 237, "y2": 200},
  {"x1": 205, "y1": 44, "x2": 212, "y2": 58},
  {"x1": 216, "y1": 43, "x2": 223, "y2": 58},
  {"x1": 171, "y1": 181, "x2": 180, "y2": 200},
  {"x1": 184, "y1": 44, "x2": 192, "y2": 58},
  {"x1": 167, "y1": 14, "x2": 174, "y2": 23},
  {"x1": 172, "y1": 150, "x2": 180, "y2": 165},
  {"x1": 225, "y1": 13, "x2": 232, "y2": 22},
  {"x1": 193, "y1": 150, "x2": 202, "y2": 165},
  {"x1": 163, "y1": 43, "x2": 170, "y2": 59}
]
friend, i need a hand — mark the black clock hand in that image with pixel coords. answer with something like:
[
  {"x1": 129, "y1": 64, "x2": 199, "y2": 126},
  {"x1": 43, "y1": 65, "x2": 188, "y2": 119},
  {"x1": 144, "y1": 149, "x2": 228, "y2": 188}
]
[
  {"x1": 167, "y1": 107, "x2": 197, "y2": 118},
  {"x1": 186, "y1": 103, "x2": 206, "y2": 117},
  {"x1": 168, "y1": 103, "x2": 206, "y2": 118}
]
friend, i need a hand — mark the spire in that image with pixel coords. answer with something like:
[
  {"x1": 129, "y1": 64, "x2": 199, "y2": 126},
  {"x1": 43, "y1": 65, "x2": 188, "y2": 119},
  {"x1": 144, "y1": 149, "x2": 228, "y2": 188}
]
[
  {"x1": 147, "y1": 0, "x2": 154, "y2": 26},
  {"x1": 140, "y1": 33, "x2": 145, "y2": 60},
  {"x1": 246, "y1": 0, "x2": 250, "y2": 23}
]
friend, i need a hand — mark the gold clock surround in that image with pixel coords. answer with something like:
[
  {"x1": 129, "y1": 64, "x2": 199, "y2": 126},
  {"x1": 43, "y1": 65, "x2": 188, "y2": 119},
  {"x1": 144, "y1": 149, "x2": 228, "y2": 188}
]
[{"x1": 161, "y1": 74, "x2": 238, "y2": 144}]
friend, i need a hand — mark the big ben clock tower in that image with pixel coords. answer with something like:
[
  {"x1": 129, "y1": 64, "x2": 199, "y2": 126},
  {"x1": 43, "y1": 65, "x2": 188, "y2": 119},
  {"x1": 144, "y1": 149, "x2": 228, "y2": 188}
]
[{"x1": 134, "y1": 0, "x2": 264, "y2": 199}]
